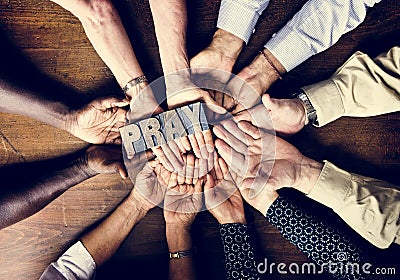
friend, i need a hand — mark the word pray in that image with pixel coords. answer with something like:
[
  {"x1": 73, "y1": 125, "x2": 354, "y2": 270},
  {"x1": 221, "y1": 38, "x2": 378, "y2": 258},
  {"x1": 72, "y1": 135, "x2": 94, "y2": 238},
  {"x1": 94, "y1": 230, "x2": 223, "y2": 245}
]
[{"x1": 120, "y1": 102, "x2": 209, "y2": 156}]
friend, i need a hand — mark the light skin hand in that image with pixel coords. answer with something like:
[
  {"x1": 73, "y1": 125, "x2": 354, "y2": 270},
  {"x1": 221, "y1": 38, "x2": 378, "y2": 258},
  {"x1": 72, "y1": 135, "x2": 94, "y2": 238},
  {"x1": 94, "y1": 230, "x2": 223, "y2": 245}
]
[
  {"x1": 204, "y1": 158, "x2": 246, "y2": 224},
  {"x1": 65, "y1": 96, "x2": 129, "y2": 145},
  {"x1": 216, "y1": 120, "x2": 323, "y2": 196},
  {"x1": 163, "y1": 177, "x2": 204, "y2": 227},
  {"x1": 130, "y1": 161, "x2": 167, "y2": 211},
  {"x1": 226, "y1": 49, "x2": 286, "y2": 114},
  {"x1": 85, "y1": 145, "x2": 128, "y2": 179},
  {"x1": 233, "y1": 94, "x2": 307, "y2": 136}
]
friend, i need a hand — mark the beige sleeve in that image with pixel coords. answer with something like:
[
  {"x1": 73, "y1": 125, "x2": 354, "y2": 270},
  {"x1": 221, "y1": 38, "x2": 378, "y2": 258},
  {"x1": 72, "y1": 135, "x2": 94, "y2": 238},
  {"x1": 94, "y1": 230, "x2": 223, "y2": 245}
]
[
  {"x1": 307, "y1": 161, "x2": 400, "y2": 249},
  {"x1": 302, "y1": 46, "x2": 400, "y2": 127}
]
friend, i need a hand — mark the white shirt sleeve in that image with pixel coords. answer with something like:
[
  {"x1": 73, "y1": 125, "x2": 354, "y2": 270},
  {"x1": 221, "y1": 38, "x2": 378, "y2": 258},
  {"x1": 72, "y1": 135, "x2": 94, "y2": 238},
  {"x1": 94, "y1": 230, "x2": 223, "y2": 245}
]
[
  {"x1": 217, "y1": 0, "x2": 270, "y2": 44},
  {"x1": 264, "y1": 0, "x2": 381, "y2": 71},
  {"x1": 40, "y1": 241, "x2": 96, "y2": 280}
]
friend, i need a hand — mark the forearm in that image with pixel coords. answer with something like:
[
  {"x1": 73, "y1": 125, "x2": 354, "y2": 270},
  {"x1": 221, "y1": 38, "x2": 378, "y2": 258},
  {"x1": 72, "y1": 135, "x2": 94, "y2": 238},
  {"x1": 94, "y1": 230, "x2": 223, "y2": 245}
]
[
  {"x1": 166, "y1": 224, "x2": 195, "y2": 280},
  {"x1": 81, "y1": 196, "x2": 148, "y2": 266},
  {"x1": 266, "y1": 196, "x2": 375, "y2": 279},
  {"x1": 308, "y1": 161, "x2": 400, "y2": 249},
  {"x1": 0, "y1": 153, "x2": 96, "y2": 229},
  {"x1": 303, "y1": 47, "x2": 400, "y2": 127},
  {"x1": 149, "y1": 0, "x2": 189, "y2": 74},
  {"x1": 0, "y1": 77, "x2": 69, "y2": 130},
  {"x1": 220, "y1": 223, "x2": 260, "y2": 280},
  {"x1": 51, "y1": 0, "x2": 147, "y2": 99},
  {"x1": 264, "y1": 0, "x2": 379, "y2": 71}
]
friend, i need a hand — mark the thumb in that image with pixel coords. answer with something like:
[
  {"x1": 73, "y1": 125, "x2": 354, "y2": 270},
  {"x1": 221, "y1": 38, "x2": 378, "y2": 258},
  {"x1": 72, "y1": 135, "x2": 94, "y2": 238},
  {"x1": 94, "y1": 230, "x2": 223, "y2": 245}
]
[
  {"x1": 203, "y1": 173, "x2": 214, "y2": 192},
  {"x1": 262, "y1": 94, "x2": 277, "y2": 111},
  {"x1": 101, "y1": 97, "x2": 130, "y2": 109},
  {"x1": 115, "y1": 162, "x2": 128, "y2": 179}
]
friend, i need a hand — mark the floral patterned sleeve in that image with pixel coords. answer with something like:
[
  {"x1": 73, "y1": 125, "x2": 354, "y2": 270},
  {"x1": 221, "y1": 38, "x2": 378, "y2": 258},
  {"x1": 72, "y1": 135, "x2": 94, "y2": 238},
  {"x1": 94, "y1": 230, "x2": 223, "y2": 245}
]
[
  {"x1": 220, "y1": 223, "x2": 260, "y2": 280},
  {"x1": 266, "y1": 196, "x2": 380, "y2": 280}
]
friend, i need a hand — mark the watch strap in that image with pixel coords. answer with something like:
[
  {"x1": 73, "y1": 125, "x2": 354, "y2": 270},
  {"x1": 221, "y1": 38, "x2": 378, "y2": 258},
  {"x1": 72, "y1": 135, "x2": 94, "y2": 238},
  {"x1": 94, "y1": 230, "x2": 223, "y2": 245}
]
[
  {"x1": 293, "y1": 90, "x2": 317, "y2": 125},
  {"x1": 169, "y1": 248, "x2": 194, "y2": 259}
]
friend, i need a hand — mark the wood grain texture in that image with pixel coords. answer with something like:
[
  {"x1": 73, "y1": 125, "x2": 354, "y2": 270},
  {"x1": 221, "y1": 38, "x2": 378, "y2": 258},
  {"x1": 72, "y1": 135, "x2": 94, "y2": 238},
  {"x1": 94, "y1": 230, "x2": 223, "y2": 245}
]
[{"x1": 0, "y1": 0, "x2": 399, "y2": 279}]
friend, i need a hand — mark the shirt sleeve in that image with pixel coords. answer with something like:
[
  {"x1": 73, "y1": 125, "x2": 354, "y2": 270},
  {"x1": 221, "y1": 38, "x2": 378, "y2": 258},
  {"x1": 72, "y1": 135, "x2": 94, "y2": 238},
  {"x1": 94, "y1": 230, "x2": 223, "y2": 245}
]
[
  {"x1": 264, "y1": 0, "x2": 381, "y2": 71},
  {"x1": 39, "y1": 241, "x2": 96, "y2": 280},
  {"x1": 302, "y1": 47, "x2": 400, "y2": 127},
  {"x1": 266, "y1": 196, "x2": 380, "y2": 280},
  {"x1": 307, "y1": 161, "x2": 400, "y2": 249},
  {"x1": 217, "y1": 0, "x2": 270, "y2": 44},
  {"x1": 220, "y1": 223, "x2": 260, "y2": 280}
]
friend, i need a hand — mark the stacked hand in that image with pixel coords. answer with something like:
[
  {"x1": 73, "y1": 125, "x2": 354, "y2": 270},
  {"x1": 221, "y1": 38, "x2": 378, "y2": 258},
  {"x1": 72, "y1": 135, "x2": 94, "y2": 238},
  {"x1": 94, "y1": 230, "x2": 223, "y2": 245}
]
[{"x1": 65, "y1": 97, "x2": 129, "y2": 144}]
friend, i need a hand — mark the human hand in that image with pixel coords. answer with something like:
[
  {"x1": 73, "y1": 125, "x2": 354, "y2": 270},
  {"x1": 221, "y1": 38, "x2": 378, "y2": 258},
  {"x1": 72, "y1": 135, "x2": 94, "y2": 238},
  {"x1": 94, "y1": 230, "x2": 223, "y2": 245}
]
[
  {"x1": 204, "y1": 157, "x2": 246, "y2": 224},
  {"x1": 233, "y1": 94, "x2": 307, "y2": 136},
  {"x1": 190, "y1": 29, "x2": 244, "y2": 109},
  {"x1": 129, "y1": 160, "x2": 169, "y2": 211},
  {"x1": 66, "y1": 96, "x2": 129, "y2": 144},
  {"x1": 84, "y1": 145, "x2": 128, "y2": 179},
  {"x1": 163, "y1": 175, "x2": 204, "y2": 228},
  {"x1": 225, "y1": 49, "x2": 286, "y2": 114},
  {"x1": 127, "y1": 84, "x2": 163, "y2": 123},
  {"x1": 165, "y1": 70, "x2": 226, "y2": 114}
]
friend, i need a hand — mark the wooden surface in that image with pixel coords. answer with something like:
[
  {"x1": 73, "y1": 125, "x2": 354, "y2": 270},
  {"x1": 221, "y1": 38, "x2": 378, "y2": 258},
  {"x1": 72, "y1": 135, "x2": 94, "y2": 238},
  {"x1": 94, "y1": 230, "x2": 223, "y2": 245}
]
[{"x1": 0, "y1": 0, "x2": 399, "y2": 279}]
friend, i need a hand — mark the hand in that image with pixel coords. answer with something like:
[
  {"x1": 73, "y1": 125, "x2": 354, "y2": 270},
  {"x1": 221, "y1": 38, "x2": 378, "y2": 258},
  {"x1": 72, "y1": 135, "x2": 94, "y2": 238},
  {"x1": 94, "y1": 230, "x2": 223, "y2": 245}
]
[
  {"x1": 130, "y1": 161, "x2": 168, "y2": 211},
  {"x1": 190, "y1": 29, "x2": 244, "y2": 109},
  {"x1": 165, "y1": 70, "x2": 226, "y2": 114},
  {"x1": 66, "y1": 97, "x2": 129, "y2": 144},
  {"x1": 225, "y1": 49, "x2": 286, "y2": 114},
  {"x1": 204, "y1": 158, "x2": 246, "y2": 224},
  {"x1": 84, "y1": 145, "x2": 128, "y2": 179},
  {"x1": 163, "y1": 175, "x2": 204, "y2": 228},
  {"x1": 213, "y1": 119, "x2": 273, "y2": 182},
  {"x1": 152, "y1": 130, "x2": 214, "y2": 173},
  {"x1": 127, "y1": 84, "x2": 163, "y2": 123}
]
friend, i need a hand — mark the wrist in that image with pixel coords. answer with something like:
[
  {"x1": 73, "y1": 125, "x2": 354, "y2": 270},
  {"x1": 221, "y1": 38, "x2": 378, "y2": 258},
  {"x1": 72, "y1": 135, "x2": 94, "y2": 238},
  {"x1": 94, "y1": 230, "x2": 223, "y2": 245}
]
[
  {"x1": 217, "y1": 214, "x2": 246, "y2": 225},
  {"x1": 166, "y1": 224, "x2": 192, "y2": 252},
  {"x1": 295, "y1": 157, "x2": 323, "y2": 195},
  {"x1": 125, "y1": 195, "x2": 149, "y2": 217},
  {"x1": 210, "y1": 29, "x2": 244, "y2": 61},
  {"x1": 76, "y1": 153, "x2": 99, "y2": 178}
]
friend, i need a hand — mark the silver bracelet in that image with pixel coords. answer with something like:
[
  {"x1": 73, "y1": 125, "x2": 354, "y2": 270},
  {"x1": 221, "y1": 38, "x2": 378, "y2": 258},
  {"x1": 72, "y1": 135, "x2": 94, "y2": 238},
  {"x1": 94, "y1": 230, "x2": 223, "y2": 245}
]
[{"x1": 122, "y1": 75, "x2": 148, "y2": 95}]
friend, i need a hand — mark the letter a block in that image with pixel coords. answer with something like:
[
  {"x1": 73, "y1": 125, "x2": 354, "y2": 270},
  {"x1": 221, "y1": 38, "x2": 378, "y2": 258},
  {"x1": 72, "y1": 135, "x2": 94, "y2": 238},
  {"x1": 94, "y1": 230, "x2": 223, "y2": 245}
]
[{"x1": 120, "y1": 102, "x2": 209, "y2": 157}]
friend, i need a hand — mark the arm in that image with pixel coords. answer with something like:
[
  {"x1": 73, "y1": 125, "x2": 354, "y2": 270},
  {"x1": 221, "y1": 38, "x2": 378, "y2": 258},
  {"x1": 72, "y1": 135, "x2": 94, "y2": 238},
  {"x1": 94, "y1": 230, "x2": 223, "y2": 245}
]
[
  {"x1": 148, "y1": 0, "x2": 225, "y2": 113},
  {"x1": 0, "y1": 145, "x2": 126, "y2": 229},
  {"x1": 0, "y1": 76, "x2": 129, "y2": 144},
  {"x1": 190, "y1": 0, "x2": 271, "y2": 73},
  {"x1": 235, "y1": 47, "x2": 400, "y2": 136},
  {"x1": 51, "y1": 0, "x2": 144, "y2": 98},
  {"x1": 204, "y1": 160, "x2": 260, "y2": 280},
  {"x1": 232, "y1": 0, "x2": 381, "y2": 110},
  {"x1": 215, "y1": 119, "x2": 400, "y2": 249},
  {"x1": 40, "y1": 161, "x2": 165, "y2": 280},
  {"x1": 303, "y1": 46, "x2": 400, "y2": 127},
  {"x1": 163, "y1": 171, "x2": 204, "y2": 280}
]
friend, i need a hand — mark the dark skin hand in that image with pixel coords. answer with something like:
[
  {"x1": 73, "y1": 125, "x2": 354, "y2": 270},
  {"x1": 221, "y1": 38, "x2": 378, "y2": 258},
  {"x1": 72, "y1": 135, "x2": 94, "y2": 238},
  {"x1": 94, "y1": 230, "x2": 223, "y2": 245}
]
[{"x1": 0, "y1": 145, "x2": 127, "y2": 230}]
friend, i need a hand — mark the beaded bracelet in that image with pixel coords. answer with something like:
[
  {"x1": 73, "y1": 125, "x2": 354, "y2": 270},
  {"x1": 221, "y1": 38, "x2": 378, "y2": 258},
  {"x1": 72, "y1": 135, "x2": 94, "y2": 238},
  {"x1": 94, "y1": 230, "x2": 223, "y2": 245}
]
[
  {"x1": 259, "y1": 51, "x2": 282, "y2": 80},
  {"x1": 122, "y1": 75, "x2": 148, "y2": 95}
]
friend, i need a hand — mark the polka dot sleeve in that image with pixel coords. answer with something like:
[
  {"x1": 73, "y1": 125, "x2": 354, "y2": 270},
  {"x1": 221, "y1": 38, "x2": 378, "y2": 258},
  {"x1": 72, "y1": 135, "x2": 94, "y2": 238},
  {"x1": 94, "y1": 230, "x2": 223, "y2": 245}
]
[
  {"x1": 219, "y1": 223, "x2": 260, "y2": 280},
  {"x1": 266, "y1": 196, "x2": 379, "y2": 280}
]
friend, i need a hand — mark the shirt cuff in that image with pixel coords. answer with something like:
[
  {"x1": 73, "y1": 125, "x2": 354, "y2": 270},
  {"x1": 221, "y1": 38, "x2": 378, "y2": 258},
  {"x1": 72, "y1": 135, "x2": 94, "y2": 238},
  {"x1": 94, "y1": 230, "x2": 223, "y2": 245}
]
[
  {"x1": 264, "y1": 25, "x2": 314, "y2": 71},
  {"x1": 307, "y1": 160, "x2": 351, "y2": 211},
  {"x1": 217, "y1": 0, "x2": 260, "y2": 44},
  {"x1": 52, "y1": 241, "x2": 96, "y2": 280},
  {"x1": 302, "y1": 79, "x2": 345, "y2": 127}
]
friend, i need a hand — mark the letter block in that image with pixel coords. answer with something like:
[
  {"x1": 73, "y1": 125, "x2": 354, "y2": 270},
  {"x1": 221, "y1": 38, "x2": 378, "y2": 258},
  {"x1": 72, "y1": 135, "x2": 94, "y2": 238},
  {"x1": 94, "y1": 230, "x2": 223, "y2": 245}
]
[{"x1": 120, "y1": 102, "x2": 209, "y2": 157}]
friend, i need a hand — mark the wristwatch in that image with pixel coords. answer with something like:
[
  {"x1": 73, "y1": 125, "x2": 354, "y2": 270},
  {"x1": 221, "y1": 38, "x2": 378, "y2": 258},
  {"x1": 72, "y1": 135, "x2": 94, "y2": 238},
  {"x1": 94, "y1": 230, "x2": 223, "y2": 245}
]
[
  {"x1": 293, "y1": 90, "x2": 317, "y2": 125},
  {"x1": 169, "y1": 248, "x2": 194, "y2": 259}
]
